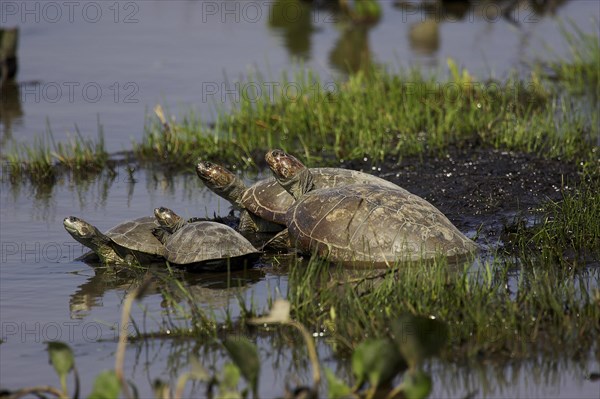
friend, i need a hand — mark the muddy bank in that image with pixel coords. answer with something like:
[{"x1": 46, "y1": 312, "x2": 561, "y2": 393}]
[{"x1": 340, "y1": 144, "x2": 584, "y2": 245}]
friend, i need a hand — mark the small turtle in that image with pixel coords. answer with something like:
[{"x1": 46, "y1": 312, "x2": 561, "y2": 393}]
[
  {"x1": 153, "y1": 207, "x2": 261, "y2": 268},
  {"x1": 63, "y1": 216, "x2": 165, "y2": 264},
  {"x1": 195, "y1": 160, "x2": 405, "y2": 234},
  {"x1": 265, "y1": 150, "x2": 477, "y2": 265}
]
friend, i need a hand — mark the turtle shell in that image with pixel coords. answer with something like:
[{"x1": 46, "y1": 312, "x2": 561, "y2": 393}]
[
  {"x1": 163, "y1": 221, "x2": 260, "y2": 265},
  {"x1": 241, "y1": 167, "x2": 406, "y2": 225},
  {"x1": 285, "y1": 184, "x2": 477, "y2": 264},
  {"x1": 105, "y1": 216, "x2": 165, "y2": 257}
]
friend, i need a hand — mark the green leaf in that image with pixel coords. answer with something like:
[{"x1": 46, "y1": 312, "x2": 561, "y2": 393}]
[
  {"x1": 218, "y1": 363, "x2": 242, "y2": 399},
  {"x1": 325, "y1": 368, "x2": 352, "y2": 399},
  {"x1": 223, "y1": 336, "x2": 260, "y2": 395},
  {"x1": 392, "y1": 314, "x2": 448, "y2": 367},
  {"x1": 400, "y1": 370, "x2": 432, "y2": 399},
  {"x1": 352, "y1": 338, "x2": 405, "y2": 389},
  {"x1": 46, "y1": 341, "x2": 74, "y2": 391},
  {"x1": 87, "y1": 370, "x2": 121, "y2": 399}
]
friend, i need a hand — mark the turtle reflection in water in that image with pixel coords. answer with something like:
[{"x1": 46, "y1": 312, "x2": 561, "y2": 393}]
[
  {"x1": 265, "y1": 149, "x2": 478, "y2": 265},
  {"x1": 153, "y1": 207, "x2": 261, "y2": 270},
  {"x1": 63, "y1": 216, "x2": 165, "y2": 265}
]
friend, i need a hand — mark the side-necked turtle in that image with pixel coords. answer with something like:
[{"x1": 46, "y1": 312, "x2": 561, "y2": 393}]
[
  {"x1": 152, "y1": 207, "x2": 261, "y2": 268},
  {"x1": 265, "y1": 150, "x2": 477, "y2": 265},
  {"x1": 63, "y1": 216, "x2": 165, "y2": 264},
  {"x1": 195, "y1": 160, "x2": 405, "y2": 234}
]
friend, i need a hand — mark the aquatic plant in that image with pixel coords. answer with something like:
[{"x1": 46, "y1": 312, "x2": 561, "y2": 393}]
[
  {"x1": 5, "y1": 121, "x2": 108, "y2": 184},
  {"x1": 135, "y1": 60, "x2": 594, "y2": 169},
  {"x1": 5, "y1": 284, "x2": 444, "y2": 399},
  {"x1": 543, "y1": 20, "x2": 600, "y2": 97}
]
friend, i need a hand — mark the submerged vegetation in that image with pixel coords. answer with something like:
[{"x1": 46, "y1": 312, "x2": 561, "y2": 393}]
[
  {"x1": 133, "y1": 22, "x2": 599, "y2": 169},
  {"x1": 2, "y1": 23, "x2": 598, "y2": 184},
  {"x1": 543, "y1": 21, "x2": 600, "y2": 97},
  {"x1": 10, "y1": 282, "x2": 445, "y2": 399},
  {"x1": 4, "y1": 122, "x2": 108, "y2": 184},
  {"x1": 13, "y1": 179, "x2": 597, "y2": 397},
  {"x1": 137, "y1": 64, "x2": 594, "y2": 168},
  {"x1": 1, "y1": 22, "x2": 599, "y2": 399}
]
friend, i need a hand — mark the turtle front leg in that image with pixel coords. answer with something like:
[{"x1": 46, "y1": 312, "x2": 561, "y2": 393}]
[
  {"x1": 262, "y1": 229, "x2": 292, "y2": 252},
  {"x1": 96, "y1": 245, "x2": 124, "y2": 264}
]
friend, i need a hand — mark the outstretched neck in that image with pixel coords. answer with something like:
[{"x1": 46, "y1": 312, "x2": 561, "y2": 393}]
[
  {"x1": 282, "y1": 168, "x2": 314, "y2": 200},
  {"x1": 84, "y1": 227, "x2": 112, "y2": 251},
  {"x1": 169, "y1": 218, "x2": 186, "y2": 233},
  {"x1": 154, "y1": 217, "x2": 186, "y2": 243},
  {"x1": 75, "y1": 228, "x2": 119, "y2": 263},
  {"x1": 218, "y1": 177, "x2": 247, "y2": 207}
]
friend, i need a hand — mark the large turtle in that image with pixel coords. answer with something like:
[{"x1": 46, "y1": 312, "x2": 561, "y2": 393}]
[
  {"x1": 152, "y1": 207, "x2": 261, "y2": 269},
  {"x1": 63, "y1": 216, "x2": 165, "y2": 264},
  {"x1": 195, "y1": 160, "x2": 406, "y2": 234},
  {"x1": 265, "y1": 149, "x2": 478, "y2": 265}
]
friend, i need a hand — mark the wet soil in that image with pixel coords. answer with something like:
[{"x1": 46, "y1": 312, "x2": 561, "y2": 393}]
[{"x1": 341, "y1": 144, "x2": 584, "y2": 247}]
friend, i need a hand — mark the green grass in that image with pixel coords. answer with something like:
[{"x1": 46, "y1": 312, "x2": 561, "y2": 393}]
[
  {"x1": 129, "y1": 180, "x2": 600, "y2": 364},
  {"x1": 3, "y1": 26, "x2": 598, "y2": 185},
  {"x1": 134, "y1": 62, "x2": 596, "y2": 169},
  {"x1": 503, "y1": 175, "x2": 600, "y2": 263},
  {"x1": 543, "y1": 20, "x2": 600, "y2": 97},
  {"x1": 286, "y1": 256, "x2": 598, "y2": 363},
  {"x1": 279, "y1": 180, "x2": 600, "y2": 361},
  {"x1": 4, "y1": 122, "x2": 108, "y2": 184}
]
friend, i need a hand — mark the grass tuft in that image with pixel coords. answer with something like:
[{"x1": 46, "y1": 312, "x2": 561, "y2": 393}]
[
  {"x1": 544, "y1": 20, "x2": 600, "y2": 97},
  {"x1": 134, "y1": 62, "x2": 595, "y2": 168},
  {"x1": 4, "y1": 121, "x2": 108, "y2": 184}
]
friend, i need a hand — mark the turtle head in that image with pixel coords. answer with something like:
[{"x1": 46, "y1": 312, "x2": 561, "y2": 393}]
[
  {"x1": 154, "y1": 207, "x2": 184, "y2": 232},
  {"x1": 265, "y1": 149, "x2": 313, "y2": 199},
  {"x1": 265, "y1": 149, "x2": 306, "y2": 180},
  {"x1": 63, "y1": 216, "x2": 99, "y2": 240},
  {"x1": 63, "y1": 216, "x2": 113, "y2": 257},
  {"x1": 196, "y1": 161, "x2": 247, "y2": 205}
]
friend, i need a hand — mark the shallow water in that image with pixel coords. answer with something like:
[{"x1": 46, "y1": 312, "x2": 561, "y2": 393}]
[
  {"x1": 1, "y1": 0, "x2": 599, "y2": 152},
  {"x1": 1, "y1": 170, "x2": 599, "y2": 397},
  {"x1": 1, "y1": 0, "x2": 599, "y2": 396}
]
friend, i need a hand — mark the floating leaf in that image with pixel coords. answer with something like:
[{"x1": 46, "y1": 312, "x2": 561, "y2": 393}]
[
  {"x1": 223, "y1": 336, "x2": 260, "y2": 396},
  {"x1": 249, "y1": 299, "x2": 290, "y2": 324},
  {"x1": 400, "y1": 370, "x2": 432, "y2": 399},
  {"x1": 392, "y1": 314, "x2": 448, "y2": 367},
  {"x1": 325, "y1": 368, "x2": 352, "y2": 399},
  {"x1": 87, "y1": 370, "x2": 121, "y2": 399},
  {"x1": 352, "y1": 338, "x2": 405, "y2": 389}
]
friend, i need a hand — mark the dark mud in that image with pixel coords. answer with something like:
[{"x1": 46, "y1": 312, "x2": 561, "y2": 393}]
[{"x1": 342, "y1": 145, "x2": 584, "y2": 247}]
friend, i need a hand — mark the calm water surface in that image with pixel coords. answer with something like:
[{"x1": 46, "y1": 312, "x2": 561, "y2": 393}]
[
  {"x1": 1, "y1": 0, "x2": 599, "y2": 152},
  {"x1": 1, "y1": 0, "x2": 599, "y2": 397},
  {"x1": 1, "y1": 171, "x2": 599, "y2": 397}
]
